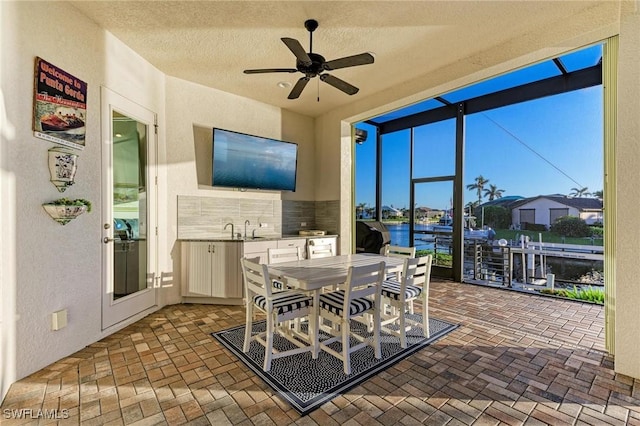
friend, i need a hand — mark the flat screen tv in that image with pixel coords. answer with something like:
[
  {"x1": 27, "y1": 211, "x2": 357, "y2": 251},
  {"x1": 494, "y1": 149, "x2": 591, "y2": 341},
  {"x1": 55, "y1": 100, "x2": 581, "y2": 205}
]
[{"x1": 212, "y1": 128, "x2": 298, "y2": 191}]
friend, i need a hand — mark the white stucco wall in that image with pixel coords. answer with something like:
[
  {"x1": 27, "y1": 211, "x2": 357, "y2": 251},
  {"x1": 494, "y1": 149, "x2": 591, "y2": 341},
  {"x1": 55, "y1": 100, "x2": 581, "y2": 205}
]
[
  {"x1": 614, "y1": 7, "x2": 640, "y2": 380},
  {"x1": 0, "y1": 1, "x2": 166, "y2": 399}
]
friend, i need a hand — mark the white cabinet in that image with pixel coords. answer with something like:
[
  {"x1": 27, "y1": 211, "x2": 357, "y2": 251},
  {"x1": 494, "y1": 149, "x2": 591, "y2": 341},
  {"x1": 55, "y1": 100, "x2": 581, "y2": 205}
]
[
  {"x1": 306, "y1": 236, "x2": 338, "y2": 257},
  {"x1": 181, "y1": 236, "x2": 338, "y2": 303},
  {"x1": 182, "y1": 241, "x2": 242, "y2": 298}
]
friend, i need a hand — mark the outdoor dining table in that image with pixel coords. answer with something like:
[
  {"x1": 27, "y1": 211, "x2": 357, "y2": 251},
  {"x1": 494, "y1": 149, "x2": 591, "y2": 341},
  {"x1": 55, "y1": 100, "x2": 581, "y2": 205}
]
[{"x1": 267, "y1": 253, "x2": 405, "y2": 357}]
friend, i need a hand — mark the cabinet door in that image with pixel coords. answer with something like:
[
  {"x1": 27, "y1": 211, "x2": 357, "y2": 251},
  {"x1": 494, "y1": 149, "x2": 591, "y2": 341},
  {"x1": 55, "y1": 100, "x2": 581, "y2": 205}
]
[
  {"x1": 209, "y1": 243, "x2": 224, "y2": 297},
  {"x1": 185, "y1": 242, "x2": 213, "y2": 296},
  {"x1": 208, "y1": 242, "x2": 243, "y2": 298},
  {"x1": 126, "y1": 241, "x2": 141, "y2": 294},
  {"x1": 222, "y1": 243, "x2": 242, "y2": 298},
  {"x1": 113, "y1": 242, "x2": 128, "y2": 296}
]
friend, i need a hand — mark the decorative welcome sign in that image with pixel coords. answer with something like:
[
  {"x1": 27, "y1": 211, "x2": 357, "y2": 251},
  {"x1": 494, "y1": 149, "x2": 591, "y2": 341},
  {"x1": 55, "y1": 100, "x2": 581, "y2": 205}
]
[{"x1": 33, "y1": 57, "x2": 87, "y2": 150}]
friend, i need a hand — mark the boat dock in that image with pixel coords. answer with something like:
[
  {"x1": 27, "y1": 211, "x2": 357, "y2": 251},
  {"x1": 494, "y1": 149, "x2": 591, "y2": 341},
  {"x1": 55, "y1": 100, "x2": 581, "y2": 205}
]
[{"x1": 464, "y1": 240, "x2": 604, "y2": 289}]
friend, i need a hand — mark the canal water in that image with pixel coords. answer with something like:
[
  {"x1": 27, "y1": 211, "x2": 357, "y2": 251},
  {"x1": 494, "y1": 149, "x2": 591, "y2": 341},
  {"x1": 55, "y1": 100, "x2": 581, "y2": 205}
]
[
  {"x1": 383, "y1": 222, "x2": 603, "y2": 282},
  {"x1": 385, "y1": 223, "x2": 435, "y2": 250}
]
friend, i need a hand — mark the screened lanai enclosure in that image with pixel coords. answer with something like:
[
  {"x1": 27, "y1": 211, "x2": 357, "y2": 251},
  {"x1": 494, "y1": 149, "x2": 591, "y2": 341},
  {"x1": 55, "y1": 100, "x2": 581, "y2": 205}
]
[{"x1": 354, "y1": 43, "x2": 605, "y2": 289}]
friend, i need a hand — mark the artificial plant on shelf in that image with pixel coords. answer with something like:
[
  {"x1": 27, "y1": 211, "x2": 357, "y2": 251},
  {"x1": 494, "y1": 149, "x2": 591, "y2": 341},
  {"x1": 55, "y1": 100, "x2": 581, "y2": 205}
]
[{"x1": 42, "y1": 197, "x2": 92, "y2": 225}]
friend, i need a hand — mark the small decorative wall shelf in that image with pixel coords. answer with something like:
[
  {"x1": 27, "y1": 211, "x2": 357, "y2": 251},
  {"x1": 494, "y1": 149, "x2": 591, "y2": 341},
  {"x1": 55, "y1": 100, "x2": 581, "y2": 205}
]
[
  {"x1": 48, "y1": 147, "x2": 78, "y2": 192},
  {"x1": 43, "y1": 198, "x2": 92, "y2": 225}
]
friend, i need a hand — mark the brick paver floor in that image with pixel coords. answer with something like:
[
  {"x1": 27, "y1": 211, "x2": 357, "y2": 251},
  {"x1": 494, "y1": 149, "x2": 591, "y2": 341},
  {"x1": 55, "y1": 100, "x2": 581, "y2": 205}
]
[{"x1": 2, "y1": 280, "x2": 639, "y2": 425}]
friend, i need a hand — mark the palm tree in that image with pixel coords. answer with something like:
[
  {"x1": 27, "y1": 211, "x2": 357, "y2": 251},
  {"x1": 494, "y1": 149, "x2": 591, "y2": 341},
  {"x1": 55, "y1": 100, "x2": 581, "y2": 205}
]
[
  {"x1": 569, "y1": 187, "x2": 590, "y2": 198},
  {"x1": 465, "y1": 201, "x2": 479, "y2": 216},
  {"x1": 466, "y1": 175, "x2": 489, "y2": 205},
  {"x1": 483, "y1": 184, "x2": 505, "y2": 201},
  {"x1": 365, "y1": 206, "x2": 375, "y2": 219},
  {"x1": 592, "y1": 189, "x2": 603, "y2": 199},
  {"x1": 356, "y1": 202, "x2": 367, "y2": 219}
]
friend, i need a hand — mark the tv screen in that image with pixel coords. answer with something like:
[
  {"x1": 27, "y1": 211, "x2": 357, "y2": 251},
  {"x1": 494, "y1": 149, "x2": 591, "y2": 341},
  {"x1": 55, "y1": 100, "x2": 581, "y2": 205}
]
[{"x1": 212, "y1": 128, "x2": 298, "y2": 191}]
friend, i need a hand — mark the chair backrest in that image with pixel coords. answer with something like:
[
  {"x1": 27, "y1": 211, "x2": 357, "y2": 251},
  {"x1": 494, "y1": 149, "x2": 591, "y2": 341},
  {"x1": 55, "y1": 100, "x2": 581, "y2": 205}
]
[
  {"x1": 267, "y1": 247, "x2": 302, "y2": 264},
  {"x1": 241, "y1": 257, "x2": 273, "y2": 298},
  {"x1": 343, "y1": 262, "x2": 385, "y2": 314},
  {"x1": 402, "y1": 254, "x2": 433, "y2": 289},
  {"x1": 384, "y1": 244, "x2": 416, "y2": 258},
  {"x1": 307, "y1": 243, "x2": 334, "y2": 259}
]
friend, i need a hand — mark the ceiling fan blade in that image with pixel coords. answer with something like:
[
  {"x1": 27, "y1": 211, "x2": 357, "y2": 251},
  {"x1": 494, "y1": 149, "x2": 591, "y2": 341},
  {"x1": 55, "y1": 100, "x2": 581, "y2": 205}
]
[
  {"x1": 281, "y1": 38, "x2": 312, "y2": 66},
  {"x1": 243, "y1": 68, "x2": 298, "y2": 74},
  {"x1": 323, "y1": 52, "x2": 374, "y2": 71},
  {"x1": 288, "y1": 77, "x2": 310, "y2": 99},
  {"x1": 320, "y1": 74, "x2": 359, "y2": 95}
]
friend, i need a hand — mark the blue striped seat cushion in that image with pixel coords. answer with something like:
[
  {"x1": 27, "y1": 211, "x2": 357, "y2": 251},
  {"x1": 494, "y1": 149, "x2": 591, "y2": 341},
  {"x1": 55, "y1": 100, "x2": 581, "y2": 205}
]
[
  {"x1": 272, "y1": 279, "x2": 289, "y2": 290},
  {"x1": 381, "y1": 280, "x2": 422, "y2": 301},
  {"x1": 253, "y1": 293, "x2": 312, "y2": 315},
  {"x1": 319, "y1": 290, "x2": 374, "y2": 316}
]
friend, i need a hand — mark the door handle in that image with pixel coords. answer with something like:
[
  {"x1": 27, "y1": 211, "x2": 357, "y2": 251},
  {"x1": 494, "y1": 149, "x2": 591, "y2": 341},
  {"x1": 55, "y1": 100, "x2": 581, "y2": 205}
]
[{"x1": 103, "y1": 237, "x2": 115, "y2": 244}]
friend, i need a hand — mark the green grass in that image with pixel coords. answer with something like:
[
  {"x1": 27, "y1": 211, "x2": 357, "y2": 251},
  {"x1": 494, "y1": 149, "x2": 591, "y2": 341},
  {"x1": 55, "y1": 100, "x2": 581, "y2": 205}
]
[
  {"x1": 494, "y1": 229, "x2": 602, "y2": 246},
  {"x1": 416, "y1": 249, "x2": 452, "y2": 267},
  {"x1": 540, "y1": 285, "x2": 604, "y2": 304}
]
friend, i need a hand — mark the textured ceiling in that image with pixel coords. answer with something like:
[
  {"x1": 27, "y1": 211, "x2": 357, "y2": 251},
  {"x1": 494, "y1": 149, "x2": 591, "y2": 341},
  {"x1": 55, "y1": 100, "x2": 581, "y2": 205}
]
[{"x1": 69, "y1": 1, "x2": 605, "y2": 118}]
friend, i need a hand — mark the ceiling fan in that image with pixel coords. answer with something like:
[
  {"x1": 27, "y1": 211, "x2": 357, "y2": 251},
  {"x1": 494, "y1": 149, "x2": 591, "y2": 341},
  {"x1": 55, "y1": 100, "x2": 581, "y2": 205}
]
[{"x1": 243, "y1": 19, "x2": 374, "y2": 100}]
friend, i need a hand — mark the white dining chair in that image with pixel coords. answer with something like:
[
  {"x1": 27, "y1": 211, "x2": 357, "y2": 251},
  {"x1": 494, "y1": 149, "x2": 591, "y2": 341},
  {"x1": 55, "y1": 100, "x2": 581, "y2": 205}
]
[
  {"x1": 267, "y1": 247, "x2": 303, "y2": 289},
  {"x1": 241, "y1": 257, "x2": 314, "y2": 371},
  {"x1": 383, "y1": 244, "x2": 416, "y2": 258},
  {"x1": 383, "y1": 245, "x2": 416, "y2": 280},
  {"x1": 307, "y1": 243, "x2": 334, "y2": 259},
  {"x1": 268, "y1": 246, "x2": 303, "y2": 263},
  {"x1": 267, "y1": 247, "x2": 305, "y2": 330},
  {"x1": 317, "y1": 262, "x2": 385, "y2": 374},
  {"x1": 380, "y1": 254, "x2": 432, "y2": 348}
]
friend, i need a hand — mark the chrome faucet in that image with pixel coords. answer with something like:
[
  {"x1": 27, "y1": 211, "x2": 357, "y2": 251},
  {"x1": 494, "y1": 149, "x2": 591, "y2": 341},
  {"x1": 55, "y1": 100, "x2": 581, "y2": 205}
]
[
  {"x1": 252, "y1": 228, "x2": 257, "y2": 239},
  {"x1": 244, "y1": 220, "x2": 250, "y2": 239},
  {"x1": 224, "y1": 222, "x2": 234, "y2": 239}
]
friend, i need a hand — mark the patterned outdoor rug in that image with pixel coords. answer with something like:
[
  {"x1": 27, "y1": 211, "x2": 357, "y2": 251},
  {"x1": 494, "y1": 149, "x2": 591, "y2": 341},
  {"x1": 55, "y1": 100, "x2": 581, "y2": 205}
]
[{"x1": 211, "y1": 314, "x2": 458, "y2": 415}]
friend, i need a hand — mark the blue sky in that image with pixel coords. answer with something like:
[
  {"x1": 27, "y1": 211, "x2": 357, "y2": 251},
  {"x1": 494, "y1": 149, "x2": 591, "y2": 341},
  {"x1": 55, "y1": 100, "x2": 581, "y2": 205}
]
[{"x1": 355, "y1": 52, "x2": 603, "y2": 212}]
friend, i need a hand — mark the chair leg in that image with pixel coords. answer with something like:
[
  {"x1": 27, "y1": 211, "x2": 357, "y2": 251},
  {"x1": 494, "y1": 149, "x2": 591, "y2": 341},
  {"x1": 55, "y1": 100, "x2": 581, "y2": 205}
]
[
  {"x1": 243, "y1": 301, "x2": 253, "y2": 352},
  {"x1": 263, "y1": 314, "x2": 275, "y2": 371},
  {"x1": 408, "y1": 300, "x2": 415, "y2": 315},
  {"x1": 423, "y1": 294, "x2": 430, "y2": 338},
  {"x1": 399, "y1": 305, "x2": 407, "y2": 348},
  {"x1": 373, "y1": 306, "x2": 381, "y2": 359},
  {"x1": 342, "y1": 318, "x2": 351, "y2": 375}
]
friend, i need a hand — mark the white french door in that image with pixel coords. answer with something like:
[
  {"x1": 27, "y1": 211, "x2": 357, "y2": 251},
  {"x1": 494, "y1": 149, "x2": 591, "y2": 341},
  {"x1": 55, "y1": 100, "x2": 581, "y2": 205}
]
[{"x1": 101, "y1": 87, "x2": 157, "y2": 330}]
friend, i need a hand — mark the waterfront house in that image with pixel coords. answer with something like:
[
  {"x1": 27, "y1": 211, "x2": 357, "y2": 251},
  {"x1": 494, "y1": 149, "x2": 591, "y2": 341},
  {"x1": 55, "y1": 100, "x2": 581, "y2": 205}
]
[{"x1": 511, "y1": 195, "x2": 604, "y2": 229}]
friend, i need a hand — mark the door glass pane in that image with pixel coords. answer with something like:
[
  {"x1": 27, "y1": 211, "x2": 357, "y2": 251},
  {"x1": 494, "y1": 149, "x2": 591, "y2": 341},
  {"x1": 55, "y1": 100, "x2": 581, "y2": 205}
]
[
  {"x1": 413, "y1": 119, "x2": 456, "y2": 178},
  {"x1": 112, "y1": 111, "x2": 148, "y2": 300},
  {"x1": 413, "y1": 180, "x2": 454, "y2": 269},
  {"x1": 382, "y1": 129, "x2": 410, "y2": 237},
  {"x1": 354, "y1": 123, "x2": 377, "y2": 219}
]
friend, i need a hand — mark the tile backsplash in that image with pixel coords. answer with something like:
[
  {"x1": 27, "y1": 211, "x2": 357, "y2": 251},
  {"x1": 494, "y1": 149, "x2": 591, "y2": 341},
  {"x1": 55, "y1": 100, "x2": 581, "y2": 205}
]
[
  {"x1": 281, "y1": 200, "x2": 339, "y2": 235},
  {"x1": 178, "y1": 196, "x2": 340, "y2": 239},
  {"x1": 177, "y1": 195, "x2": 282, "y2": 239}
]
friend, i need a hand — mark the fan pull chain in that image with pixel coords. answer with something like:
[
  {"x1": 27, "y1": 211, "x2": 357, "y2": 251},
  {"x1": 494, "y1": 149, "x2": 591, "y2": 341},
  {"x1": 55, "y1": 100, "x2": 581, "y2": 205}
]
[{"x1": 317, "y1": 78, "x2": 320, "y2": 102}]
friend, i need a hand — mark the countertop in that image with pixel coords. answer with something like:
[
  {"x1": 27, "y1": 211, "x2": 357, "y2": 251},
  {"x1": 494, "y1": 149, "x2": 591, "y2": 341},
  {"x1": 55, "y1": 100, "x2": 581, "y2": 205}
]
[{"x1": 179, "y1": 234, "x2": 338, "y2": 242}]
